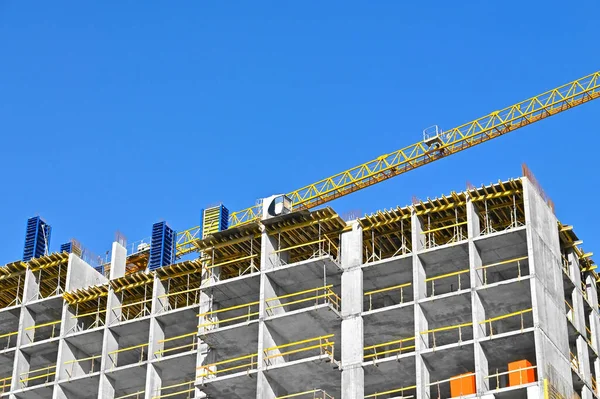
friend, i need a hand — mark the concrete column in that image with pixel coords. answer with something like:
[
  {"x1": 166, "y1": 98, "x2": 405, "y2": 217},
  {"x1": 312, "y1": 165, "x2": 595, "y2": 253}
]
[
  {"x1": 98, "y1": 373, "x2": 116, "y2": 399},
  {"x1": 466, "y1": 196, "x2": 481, "y2": 239},
  {"x1": 576, "y1": 336, "x2": 591, "y2": 382},
  {"x1": 145, "y1": 276, "x2": 166, "y2": 398},
  {"x1": 581, "y1": 386, "x2": 594, "y2": 399},
  {"x1": 261, "y1": 229, "x2": 288, "y2": 270},
  {"x1": 572, "y1": 289, "x2": 587, "y2": 336},
  {"x1": 109, "y1": 242, "x2": 127, "y2": 280},
  {"x1": 523, "y1": 177, "x2": 572, "y2": 389},
  {"x1": 586, "y1": 275, "x2": 598, "y2": 311},
  {"x1": 340, "y1": 221, "x2": 364, "y2": 399},
  {"x1": 526, "y1": 385, "x2": 542, "y2": 399},
  {"x1": 589, "y1": 311, "x2": 600, "y2": 355},
  {"x1": 145, "y1": 364, "x2": 162, "y2": 399}
]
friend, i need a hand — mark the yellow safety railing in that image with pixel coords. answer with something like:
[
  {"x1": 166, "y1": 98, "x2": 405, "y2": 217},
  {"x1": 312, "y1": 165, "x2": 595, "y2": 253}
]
[
  {"x1": 70, "y1": 309, "x2": 106, "y2": 332},
  {"x1": 562, "y1": 255, "x2": 570, "y2": 276},
  {"x1": 476, "y1": 256, "x2": 528, "y2": 285},
  {"x1": 108, "y1": 343, "x2": 149, "y2": 368},
  {"x1": 570, "y1": 351, "x2": 579, "y2": 372},
  {"x1": 151, "y1": 380, "x2": 195, "y2": 399},
  {"x1": 154, "y1": 332, "x2": 197, "y2": 358},
  {"x1": 265, "y1": 285, "x2": 341, "y2": 315},
  {"x1": 425, "y1": 269, "x2": 470, "y2": 296},
  {"x1": 420, "y1": 321, "x2": 473, "y2": 348},
  {"x1": 273, "y1": 236, "x2": 338, "y2": 260},
  {"x1": 364, "y1": 282, "x2": 412, "y2": 311},
  {"x1": 0, "y1": 375, "x2": 11, "y2": 393},
  {"x1": 479, "y1": 308, "x2": 532, "y2": 336},
  {"x1": 592, "y1": 375, "x2": 598, "y2": 394},
  {"x1": 365, "y1": 385, "x2": 416, "y2": 398},
  {"x1": 485, "y1": 365, "x2": 537, "y2": 389},
  {"x1": 115, "y1": 390, "x2": 145, "y2": 399},
  {"x1": 275, "y1": 389, "x2": 334, "y2": 399},
  {"x1": 198, "y1": 300, "x2": 260, "y2": 331},
  {"x1": 158, "y1": 286, "x2": 202, "y2": 311},
  {"x1": 427, "y1": 372, "x2": 475, "y2": 399},
  {"x1": 197, "y1": 352, "x2": 258, "y2": 378},
  {"x1": 364, "y1": 336, "x2": 416, "y2": 360},
  {"x1": 421, "y1": 221, "x2": 468, "y2": 248},
  {"x1": 64, "y1": 354, "x2": 102, "y2": 377},
  {"x1": 586, "y1": 325, "x2": 594, "y2": 348},
  {"x1": 24, "y1": 320, "x2": 61, "y2": 343},
  {"x1": 0, "y1": 330, "x2": 19, "y2": 349},
  {"x1": 263, "y1": 335, "x2": 335, "y2": 366},
  {"x1": 19, "y1": 365, "x2": 56, "y2": 386},
  {"x1": 112, "y1": 298, "x2": 152, "y2": 322},
  {"x1": 565, "y1": 299, "x2": 574, "y2": 323}
]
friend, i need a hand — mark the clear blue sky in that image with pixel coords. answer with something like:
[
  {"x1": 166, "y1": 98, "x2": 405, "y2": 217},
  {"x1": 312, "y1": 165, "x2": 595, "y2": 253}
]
[{"x1": 1, "y1": 2, "x2": 598, "y2": 264}]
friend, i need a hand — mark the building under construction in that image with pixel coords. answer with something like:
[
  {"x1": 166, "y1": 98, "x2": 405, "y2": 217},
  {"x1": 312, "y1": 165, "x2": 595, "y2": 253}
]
[
  {"x1": 1, "y1": 71, "x2": 600, "y2": 399},
  {"x1": 0, "y1": 172, "x2": 599, "y2": 399}
]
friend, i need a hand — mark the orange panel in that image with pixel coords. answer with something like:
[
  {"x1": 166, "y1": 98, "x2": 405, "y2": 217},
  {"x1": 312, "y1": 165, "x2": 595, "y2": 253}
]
[
  {"x1": 508, "y1": 360, "x2": 536, "y2": 386},
  {"x1": 450, "y1": 373, "x2": 476, "y2": 397}
]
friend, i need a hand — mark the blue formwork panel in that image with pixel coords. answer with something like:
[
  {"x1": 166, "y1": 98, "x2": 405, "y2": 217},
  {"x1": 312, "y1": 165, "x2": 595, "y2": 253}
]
[
  {"x1": 60, "y1": 242, "x2": 73, "y2": 254},
  {"x1": 22, "y1": 216, "x2": 51, "y2": 262},
  {"x1": 148, "y1": 221, "x2": 176, "y2": 271}
]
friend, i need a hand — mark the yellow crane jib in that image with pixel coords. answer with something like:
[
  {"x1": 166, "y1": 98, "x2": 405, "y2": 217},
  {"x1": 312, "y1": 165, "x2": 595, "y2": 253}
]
[{"x1": 177, "y1": 70, "x2": 600, "y2": 258}]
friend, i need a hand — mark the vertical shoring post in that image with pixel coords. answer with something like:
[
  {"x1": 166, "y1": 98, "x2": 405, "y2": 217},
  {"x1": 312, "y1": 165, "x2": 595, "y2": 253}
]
[
  {"x1": 512, "y1": 194, "x2": 518, "y2": 228},
  {"x1": 454, "y1": 207, "x2": 459, "y2": 242},
  {"x1": 318, "y1": 222, "x2": 322, "y2": 257},
  {"x1": 16, "y1": 274, "x2": 21, "y2": 305},
  {"x1": 38, "y1": 268, "x2": 42, "y2": 300},
  {"x1": 401, "y1": 218, "x2": 406, "y2": 254},
  {"x1": 278, "y1": 232, "x2": 281, "y2": 266},
  {"x1": 484, "y1": 199, "x2": 490, "y2": 234},
  {"x1": 250, "y1": 237, "x2": 254, "y2": 272},
  {"x1": 57, "y1": 261, "x2": 61, "y2": 295},
  {"x1": 371, "y1": 230, "x2": 375, "y2": 262},
  {"x1": 166, "y1": 278, "x2": 171, "y2": 311}
]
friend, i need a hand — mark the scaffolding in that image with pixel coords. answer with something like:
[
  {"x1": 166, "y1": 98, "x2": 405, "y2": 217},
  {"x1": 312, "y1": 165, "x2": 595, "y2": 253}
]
[
  {"x1": 110, "y1": 273, "x2": 154, "y2": 323},
  {"x1": 0, "y1": 261, "x2": 27, "y2": 309},
  {"x1": 28, "y1": 253, "x2": 69, "y2": 300},
  {"x1": 360, "y1": 206, "x2": 412, "y2": 263},
  {"x1": 413, "y1": 192, "x2": 469, "y2": 249},
  {"x1": 155, "y1": 259, "x2": 205, "y2": 312},
  {"x1": 262, "y1": 208, "x2": 345, "y2": 267},
  {"x1": 63, "y1": 284, "x2": 109, "y2": 333}
]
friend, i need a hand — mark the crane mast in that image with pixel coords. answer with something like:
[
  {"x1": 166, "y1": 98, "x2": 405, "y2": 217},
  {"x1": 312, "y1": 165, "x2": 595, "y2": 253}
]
[{"x1": 175, "y1": 70, "x2": 600, "y2": 257}]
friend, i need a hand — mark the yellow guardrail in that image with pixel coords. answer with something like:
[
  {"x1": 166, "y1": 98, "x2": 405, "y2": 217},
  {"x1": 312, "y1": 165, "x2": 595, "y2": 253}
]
[
  {"x1": 108, "y1": 343, "x2": 149, "y2": 367},
  {"x1": 364, "y1": 282, "x2": 411, "y2": 311},
  {"x1": 420, "y1": 321, "x2": 473, "y2": 348},
  {"x1": 427, "y1": 372, "x2": 475, "y2": 398},
  {"x1": 425, "y1": 269, "x2": 469, "y2": 296},
  {"x1": 276, "y1": 389, "x2": 334, "y2": 399},
  {"x1": 476, "y1": 256, "x2": 528, "y2": 285},
  {"x1": 151, "y1": 380, "x2": 195, "y2": 399},
  {"x1": 154, "y1": 332, "x2": 197, "y2": 358},
  {"x1": 265, "y1": 285, "x2": 341, "y2": 314},
  {"x1": 115, "y1": 390, "x2": 145, "y2": 399},
  {"x1": 158, "y1": 286, "x2": 202, "y2": 310},
  {"x1": 198, "y1": 300, "x2": 260, "y2": 331},
  {"x1": 365, "y1": 385, "x2": 416, "y2": 398},
  {"x1": 0, "y1": 375, "x2": 11, "y2": 393},
  {"x1": 24, "y1": 320, "x2": 61, "y2": 342},
  {"x1": 364, "y1": 336, "x2": 415, "y2": 360},
  {"x1": 485, "y1": 365, "x2": 537, "y2": 389},
  {"x1": 479, "y1": 308, "x2": 532, "y2": 336},
  {"x1": 197, "y1": 352, "x2": 258, "y2": 378},
  {"x1": 112, "y1": 298, "x2": 152, "y2": 321},
  {"x1": 64, "y1": 354, "x2": 102, "y2": 377},
  {"x1": 19, "y1": 365, "x2": 56, "y2": 386},
  {"x1": 592, "y1": 375, "x2": 598, "y2": 394},
  {"x1": 264, "y1": 334, "x2": 334, "y2": 366},
  {"x1": 0, "y1": 330, "x2": 18, "y2": 349}
]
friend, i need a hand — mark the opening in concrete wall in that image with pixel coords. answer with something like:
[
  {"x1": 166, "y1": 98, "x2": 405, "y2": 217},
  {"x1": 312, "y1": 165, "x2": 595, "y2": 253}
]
[
  {"x1": 107, "y1": 319, "x2": 150, "y2": 369},
  {"x1": 362, "y1": 253, "x2": 413, "y2": 312},
  {"x1": 22, "y1": 297, "x2": 62, "y2": 344}
]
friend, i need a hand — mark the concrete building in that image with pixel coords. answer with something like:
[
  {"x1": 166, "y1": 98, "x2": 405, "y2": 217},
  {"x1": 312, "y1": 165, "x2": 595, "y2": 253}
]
[{"x1": 0, "y1": 175, "x2": 598, "y2": 399}]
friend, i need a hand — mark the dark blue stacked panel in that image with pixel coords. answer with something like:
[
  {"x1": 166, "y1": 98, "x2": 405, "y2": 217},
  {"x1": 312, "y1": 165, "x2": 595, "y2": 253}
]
[
  {"x1": 22, "y1": 216, "x2": 51, "y2": 262},
  {"x1": 148, "y1": 221, "x2": 176, "y2": 271}
]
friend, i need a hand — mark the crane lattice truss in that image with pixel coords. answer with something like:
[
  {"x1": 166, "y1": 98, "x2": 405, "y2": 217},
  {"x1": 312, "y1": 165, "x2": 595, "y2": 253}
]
[{"x1": 175, "y1": 70, "x2": 600, "y2": 258}]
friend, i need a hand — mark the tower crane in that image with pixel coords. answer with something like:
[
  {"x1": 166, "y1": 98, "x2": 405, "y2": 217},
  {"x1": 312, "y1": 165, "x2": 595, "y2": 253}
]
[{"x1": 175, "y1": 70, "x2": 600, "y2": 258}]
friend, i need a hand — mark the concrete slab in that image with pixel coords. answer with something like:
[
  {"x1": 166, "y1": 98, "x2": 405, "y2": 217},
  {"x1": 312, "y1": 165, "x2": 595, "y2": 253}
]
[
  {"x1": 422, "y1": 344, "x2": 475, "y2": 398},
  {"x1": 0, "y1": 307, "x2": 20, "y2": 337},
  {"x1": 199, "y1": 370, "x2": 258, "y2": 399},
  {"x1": 362, "y1": 254, "x2": 413, "y2": 310},
  {"x1": 57, "y1": 374, "x2": 100, "y2": 398},
  {"x1": 205, "y1": 273, "x2": 261, "y2": 309},
  {"x1": 0, "y1": 350, "x2": 14, "y2": 378},
  {"x1": 106, "y1": 364, "x2": 147, "y2": 396},
  {"x1": 64, "y1": 329, "x2": 104, "y2": 357},
  {"x1": 479, "y1": 330, "x2": 536, "y2": 371},
  {"x1": 477, "y1": 279, "x2": 533, "y2": 332},
  {"x1": 265, "y1": 305, "x2": 342, "y2": 359},
  {"x1": 363, "y1": 304, "x2": 414, "y2": 348},
  {"x1": 201, "y1": 321, "x2": 259, "y2": 359},
  {"x1": 266, "y1": 256, "x2": 342, "y2": 295},
  {"x1": 12, "y1": 384, "x2": 54, "y2": 399},
  {"x1": 264, "y1": 356, "x2": 341, "y2": 397},
  {"x1": 19, "y1": 339, "x2": 59, "y2": 364},
  {"x1": 363, "y1": 353, "x2": 416, "y2": 397},
  {"x1": 153, "y1": 351, "x2": 196, "y2": 386},
  {"x1": 489, "y1": 383, "x2": 536, "y2": 399},
  {"x1": 474, "y1": 227, "x2": 528, "y2": 263},
  {"x1": 418, "y1": 242, "x2": 470, "y2": 271}
]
